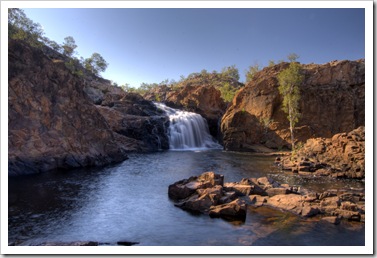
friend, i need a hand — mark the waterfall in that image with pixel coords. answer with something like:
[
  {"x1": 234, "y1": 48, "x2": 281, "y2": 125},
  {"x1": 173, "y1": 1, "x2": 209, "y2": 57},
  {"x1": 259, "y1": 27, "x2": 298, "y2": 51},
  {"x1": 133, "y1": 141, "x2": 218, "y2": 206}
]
[{"x1": 154, "y1": 102, "x2": 222, "y2": 150}]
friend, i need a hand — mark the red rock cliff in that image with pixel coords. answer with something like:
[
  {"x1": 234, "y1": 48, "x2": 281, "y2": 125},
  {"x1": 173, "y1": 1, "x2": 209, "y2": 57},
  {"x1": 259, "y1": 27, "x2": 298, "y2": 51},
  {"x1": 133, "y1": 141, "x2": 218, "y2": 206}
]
[
  {"x1": 221, "y1": 60, "x2": 365, "y2": 151},
  {"x1": 8, "y1": 40, "x2": 130, "y2": 175}
]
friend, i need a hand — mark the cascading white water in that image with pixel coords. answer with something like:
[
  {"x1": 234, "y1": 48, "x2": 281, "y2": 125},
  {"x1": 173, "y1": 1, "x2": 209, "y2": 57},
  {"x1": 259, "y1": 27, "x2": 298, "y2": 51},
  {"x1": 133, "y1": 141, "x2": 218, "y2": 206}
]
[{"x1": 154, "y1": 102, "x2": 222, "y2": 150}]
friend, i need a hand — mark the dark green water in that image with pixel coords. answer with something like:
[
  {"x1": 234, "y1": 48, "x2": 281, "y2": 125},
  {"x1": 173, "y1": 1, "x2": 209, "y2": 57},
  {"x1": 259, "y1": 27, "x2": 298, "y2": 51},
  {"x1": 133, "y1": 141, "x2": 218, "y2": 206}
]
[{"x1": 8, "y1": 150, "x2": 365, "y2": 246}]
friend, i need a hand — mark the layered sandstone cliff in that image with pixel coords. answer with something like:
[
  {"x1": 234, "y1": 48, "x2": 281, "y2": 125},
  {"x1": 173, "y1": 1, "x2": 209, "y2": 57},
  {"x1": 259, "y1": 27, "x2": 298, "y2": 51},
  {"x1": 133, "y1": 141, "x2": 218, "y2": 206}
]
[{"x1": 221, "y1": 60, "x2": 365, "y2": 152}]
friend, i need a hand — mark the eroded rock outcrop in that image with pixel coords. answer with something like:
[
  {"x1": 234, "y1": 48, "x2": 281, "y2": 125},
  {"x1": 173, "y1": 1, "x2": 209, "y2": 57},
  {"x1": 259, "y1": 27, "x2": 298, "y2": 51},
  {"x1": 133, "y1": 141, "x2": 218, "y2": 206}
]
[
  {"x1": 144, "y1": 73, "x2": 243, "y2": 140},
  {"x1": 156, "y1": 85, "x2": 227, "y2": 139},
  {"x1": 96, "y1": 92, "x2": 169, "y2": 151},
  {"x1": 8, "y1": 40, "x2": 129, "y2": 175},
  {"x1": 276, "y1": 126, "x2": 365, "y2": 179},
  {"x1": 169, "y1": 172, "x2": 365, "y2": 223},
  {"x1": 221, "y1": 60, "x2": 365, "y2": 152},
  {"x1": 167, "y1": 85, "x2": 226, "y2": 134}
]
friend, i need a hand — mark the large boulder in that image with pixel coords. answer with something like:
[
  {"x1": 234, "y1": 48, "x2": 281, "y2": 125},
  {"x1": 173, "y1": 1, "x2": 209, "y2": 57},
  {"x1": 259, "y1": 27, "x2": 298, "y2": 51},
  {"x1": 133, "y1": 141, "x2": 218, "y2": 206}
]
[
  {"x1": 208, "y1": 199, "x2": 247, "y2": 220},
  {"x1": 221, "y1": 60, "x2": 365, "y2": 151},
  {"x1": 168, "y1": 172, "x2": 224, "y2": 200},
  {"x1": 176, "y1": 185, "x2": 224, "y2": 213}
]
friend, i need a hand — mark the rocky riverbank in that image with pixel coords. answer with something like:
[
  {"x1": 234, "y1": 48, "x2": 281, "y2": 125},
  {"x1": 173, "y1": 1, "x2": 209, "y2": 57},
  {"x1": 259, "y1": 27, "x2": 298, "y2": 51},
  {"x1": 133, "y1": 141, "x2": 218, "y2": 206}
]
[
  {"x1": 275, "y1": 126, "x2": 365, "y2": 179},
  {"x1": 168, "y1": 172, "x2": 365, "y2": 224}
]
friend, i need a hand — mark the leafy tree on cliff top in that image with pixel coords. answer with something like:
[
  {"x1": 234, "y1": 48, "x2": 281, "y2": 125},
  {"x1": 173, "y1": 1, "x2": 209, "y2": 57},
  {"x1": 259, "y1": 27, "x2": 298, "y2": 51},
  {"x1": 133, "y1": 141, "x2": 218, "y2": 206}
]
[
  {"x1": 62, "y1": 36, "x2": 77, "y2": 57},
  {"x1": 8, "y1": 8, "x2": 44, "y2": 47},
  {"x1": 277, "y1": 55, "x2": 303, "y2": 150},
  {"x1": 84, "y1": 52, "x2": 109, "y2": 76},
  {"x1": 221, "y1": 65, "x2": 240, "y2": 81},
  {"x1": 219, "y1": 82, "x2": 237, "y2": 103},
  {"x1": 245, "y1": 63, "x2": 260, "y2": 83}
]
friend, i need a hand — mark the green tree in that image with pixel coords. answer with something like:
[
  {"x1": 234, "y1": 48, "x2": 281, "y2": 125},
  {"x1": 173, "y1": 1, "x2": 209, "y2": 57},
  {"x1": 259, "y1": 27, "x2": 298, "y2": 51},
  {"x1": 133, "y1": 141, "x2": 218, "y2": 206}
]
[
  {"x1": 8, "y1": 8, "x2": 44, "y2": 47},
  {"x1": 245, "y1": 63, "x2": 260, "y2": 83},
  {"x1": 277, "y1": 59, "x2": 303, "y2": 150},
  {"x1": 287, "y1": 53, "x2": 299, "y2": 62},
  {"x1": 120, "y1": 83, "x2": 137, "y2": 92},
  {"x1": 200, "y1": 69, "x2": 209, "y2": 77},
  {"x1": 62, "y1": 36, "x2": 77, "y2": 57},
  {"x1": 84, "y1": 52, "x2": 108, "y2": 76},
  {"x1": 65, "y1": 58, "x2": 83, "y2": 77},
  {"x1": 221, "y1": 65, "x2": 240, "y2": 81},
  {"x1": 219, "y1": 82, "x2": 237, "y2": 103},
  {"x1": 43, "y1": 37, "x2": 62, "y2": 52}
]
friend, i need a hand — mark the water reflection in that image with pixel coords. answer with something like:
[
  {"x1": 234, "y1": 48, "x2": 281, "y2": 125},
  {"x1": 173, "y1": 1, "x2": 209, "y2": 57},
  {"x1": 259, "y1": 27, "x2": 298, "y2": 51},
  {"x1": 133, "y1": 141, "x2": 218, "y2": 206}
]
[{"x1": 8, "y1": 150, "x2": 364, "y2": 246}]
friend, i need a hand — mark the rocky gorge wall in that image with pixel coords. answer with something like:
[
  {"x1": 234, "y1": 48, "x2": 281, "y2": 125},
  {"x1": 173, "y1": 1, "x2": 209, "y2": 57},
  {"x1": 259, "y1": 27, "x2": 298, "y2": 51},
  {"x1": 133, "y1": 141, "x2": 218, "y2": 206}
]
[
  {"x1": 8, "y1": 39, "x2": 365, "y2": 176},
  {"x1": 221, "y1": 60, "x2": 365, "y2": 152},
  {"x1": 163, "y1": 84, "x2": 227, "y2": 140},
  {"x1": 143, "y1": 73, "x2": 242, "y2": 141},
  {"x1": 8, "y1": 40, "x2": 168, "y2": 176}
]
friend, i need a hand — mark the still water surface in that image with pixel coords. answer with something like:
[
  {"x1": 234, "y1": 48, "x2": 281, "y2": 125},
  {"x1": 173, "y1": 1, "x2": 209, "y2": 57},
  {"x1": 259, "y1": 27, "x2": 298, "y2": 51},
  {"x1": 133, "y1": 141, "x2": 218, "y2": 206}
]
[{"x1": 8, "y1": 150, "x2": 365, "y2": 246}]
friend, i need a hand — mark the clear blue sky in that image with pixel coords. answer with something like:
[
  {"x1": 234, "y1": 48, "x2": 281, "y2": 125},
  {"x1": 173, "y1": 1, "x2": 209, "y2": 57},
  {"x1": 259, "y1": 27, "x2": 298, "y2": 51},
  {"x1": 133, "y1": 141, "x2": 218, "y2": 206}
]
[{"x1": 23, "y1": 8, "x2": 365, "y2": 87}]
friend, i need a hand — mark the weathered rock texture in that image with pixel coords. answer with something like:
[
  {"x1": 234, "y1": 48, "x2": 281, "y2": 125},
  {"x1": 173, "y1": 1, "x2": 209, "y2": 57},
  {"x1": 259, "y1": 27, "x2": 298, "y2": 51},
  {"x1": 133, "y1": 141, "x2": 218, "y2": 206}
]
[
  {"x1": 276, "y1": 126, "x2": 365, "y2": 179},
  {"x1": 145, "y1": 85, "x2": 226, "y2": 140},
  {"x1": 221, "y1": 60, "x2": 365, "y2": 152},
  {"x1": 169, "y1": 172, "x2": 365, "y2": 223},
  {"x1": 8, "y1": 40, "x2": 168, "y2": 175},
  {"x1": 96, "y1": 92, "x2": 169, "y2": 151},
  {"x1": 165, "y1": 85, "x2": 227, "y2": 139},
  {"x1": 8, "y1": 40, "x2": 129, "y2": 175}
]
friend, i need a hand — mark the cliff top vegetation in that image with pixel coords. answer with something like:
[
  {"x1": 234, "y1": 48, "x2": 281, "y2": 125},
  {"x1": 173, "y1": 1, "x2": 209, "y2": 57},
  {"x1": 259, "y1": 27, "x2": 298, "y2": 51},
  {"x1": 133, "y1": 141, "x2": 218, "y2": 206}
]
[{"x1": 8, "y1": 8, "x2": 108, "y2": 78}]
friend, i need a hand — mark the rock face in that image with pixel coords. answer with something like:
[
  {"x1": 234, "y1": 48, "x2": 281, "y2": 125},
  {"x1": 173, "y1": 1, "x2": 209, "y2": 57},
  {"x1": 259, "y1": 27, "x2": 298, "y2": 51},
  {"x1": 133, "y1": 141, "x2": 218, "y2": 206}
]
[
  {"x1": 8, "y1": 40, "x2": 169, "y2": 175},
  {"x1": 221, "y1": 60, "x2": 365, "y2": 151},
  {"x1": 143, "y1": 73, "x2": 242, "y2": 140},
  {"x1": 8, "y1": 40, "x2": 129, "y2": 175},
  {"x1": 276, "y1": 126, "x2": 365, "y2": 179},
  {"x1": 96, "y1": 92, "x2": 170, "y2": 151},
  {"x1": 145, "y1": 84, "x2": 227, "y2": 140},
  {"x1": 168, "y1": 172, "x2": 365, "y2": 223},
  {"x1": 164, "y1": 85, "x2": 227, "y2": 139}
]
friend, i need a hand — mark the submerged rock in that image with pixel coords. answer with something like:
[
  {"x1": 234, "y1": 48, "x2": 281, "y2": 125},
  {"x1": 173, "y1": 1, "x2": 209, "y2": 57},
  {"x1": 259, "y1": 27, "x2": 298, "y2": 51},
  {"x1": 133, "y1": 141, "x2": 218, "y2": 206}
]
[
  {"x1": 36, "y1": 241, "x2": 99, "y2": 246},
  {"x1": 321, "y1": 216, "x2": 341, "y2": 225},
  {"x1": 27, "y1": 240, "x2": 139, "y2": 246}
]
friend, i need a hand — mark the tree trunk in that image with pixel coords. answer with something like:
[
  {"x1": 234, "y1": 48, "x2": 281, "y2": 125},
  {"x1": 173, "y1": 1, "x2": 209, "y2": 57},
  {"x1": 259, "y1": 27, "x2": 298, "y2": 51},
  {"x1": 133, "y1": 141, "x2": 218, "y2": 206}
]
[
  {"x1": 290, "y1": 120, "x2": 295, "y2": 150},
  {"x1": 289, "y1": 106, "x2": 295, "y2": 150}
]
